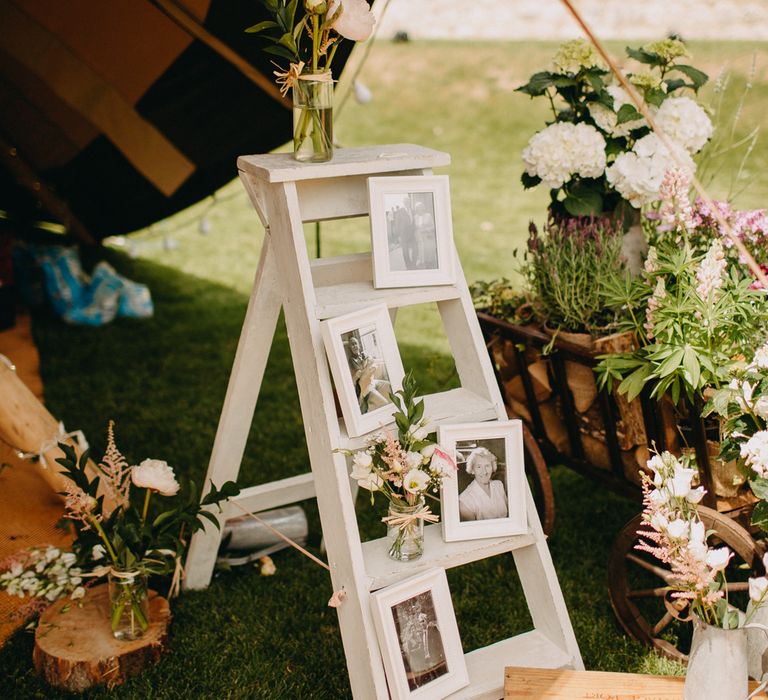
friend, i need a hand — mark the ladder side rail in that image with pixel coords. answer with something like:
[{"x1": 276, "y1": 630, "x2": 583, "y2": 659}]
[{"x1": 265, "y1": 178, "x2": 389, "y2": 699}]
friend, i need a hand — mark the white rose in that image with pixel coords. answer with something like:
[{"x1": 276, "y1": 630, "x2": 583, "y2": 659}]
[
  {"x1": 131, "y1": 459, "x2": 180, "y2": 496},
  {"x1": 705, "y1": 546, "x2": 732, "y2": 572},
  {"x1": 750, "y1": 576, "x2": 768, "y2": 603},
  {"x1": 328, "y1": 0, "x2": 375, "y2": 42},
  {"x1": 403, "y1": 469, "x2": 430, "y2": 494}
]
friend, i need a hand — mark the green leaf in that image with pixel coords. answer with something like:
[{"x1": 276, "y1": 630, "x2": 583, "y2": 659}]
[
  {"x1": 618, "y1": 364, "x2": 653, "y2": 401},
  {"x1": 616, "y1": 103, "x2": 641, "y2": 125},
  {"x1": 750, "y1": 478, "x2": 768, "y2": 501},
  {"x1": 625, "y1": 47, "x2": 660, "y2": 65},
  {"x1": 673, "y1": 64, "x2": 709, "y2": 89},
  {"x1": 245, "y1": 20, "x2": 279, "y2": 33},
  {"x1": 645, "y1": 88, "x2": 667, "y2": 107},
  {"x1": 657, "y1": 347, "x2": 685, "y2": 378},
  {"x1": 682, "y1": 345, "x2": 701, "y2": 389},
  {"x1": 752, "y1": 500, "x2": 768, "y2": 533},
  {"x1": 563, "y1": 183, "x2": 603, "y2": 216},
  {"x1": 515, "y1": 71, "x2": 558, "y2": 96},
  {"x1": 521, "y1": 172, "x2": 541, "y2": 189},
  {"x1": 663, "y1": 78, "x2": 687, "y2": 93},
  {"x1": 263, "y1": 45, "x2": 296, "y2": 60}
]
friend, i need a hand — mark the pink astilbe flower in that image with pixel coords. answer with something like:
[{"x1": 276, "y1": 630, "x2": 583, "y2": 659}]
[
  {"x1": 63, "y1": 483, "x2": 99, "y2": 530},
  {"x1": 658, "y1": 168, "x2": 695, "y2": 234},
  {"x1": 98, "y1": 420, "x2": 131, "y2": 511}
]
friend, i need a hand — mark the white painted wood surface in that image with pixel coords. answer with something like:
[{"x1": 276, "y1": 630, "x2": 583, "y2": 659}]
[{"x1": 184, "y1": 145, "x2": 582, "y2": 698}]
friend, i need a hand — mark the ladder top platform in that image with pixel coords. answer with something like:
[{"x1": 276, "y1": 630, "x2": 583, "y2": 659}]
[{"x1": 237, "y1": 144, "x2": 451, "y2": 183}]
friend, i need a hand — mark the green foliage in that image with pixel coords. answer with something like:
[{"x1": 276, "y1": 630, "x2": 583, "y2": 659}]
[
  {"x1": 521, "y1": 217, "x2": 629, "y2": 333},
  {"x1": 470, "y1": 278, "x2": 532, "y2": 324}
]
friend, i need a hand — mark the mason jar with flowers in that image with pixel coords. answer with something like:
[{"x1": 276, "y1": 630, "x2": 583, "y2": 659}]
[
  {"x1": 53, "y1": 422, "x2": 238, "y2": 640},
  {"x1": 247, "y1": 0, "x2": 375, "y2": 162},
  {"x1": 341, "y1": 373, "x2": 456, "y2": 561}
]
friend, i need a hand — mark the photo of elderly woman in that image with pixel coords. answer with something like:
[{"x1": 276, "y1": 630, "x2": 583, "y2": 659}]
[
  {"x1": 383, "y1": 192, "x2": 439, "y2": 273},
  {"x1": 342, "y1": 326, "x2": 392, "y2": 415},
  {"x1": 391, "y1": 591, "x2": 448, "y2": 691},
  {"x1": 456, "y1": 439, "x2": 508, "y2": 522}
]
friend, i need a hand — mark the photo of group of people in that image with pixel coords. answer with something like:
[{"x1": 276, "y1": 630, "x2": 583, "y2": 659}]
[{"x1": 384, "y1": 193, "x2": 438, "y2": 272}]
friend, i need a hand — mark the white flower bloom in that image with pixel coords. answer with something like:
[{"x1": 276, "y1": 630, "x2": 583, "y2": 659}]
[
  {"x1": 410, "y1": 426, "x2": 429, "y2": 441},
  {"x1": 666, "y1": 518, "x2": 688, "y2": 539},
  {"x1": 60, "y1": 552, "x2": 77, "y2": 567},
  {"x1": 754, "y1": 396, "x2": 768, "y2": 421},
  {"x1": 647, "y1": 455, "x2": 665, "y2": 474},
  {"x1": 429, "y1": 447, "x2": 455, "y2": 477},
  {"x1": 522, "y1": 122, "x2": 606, "y2": 190},
  {"x1": 689, "y1": 519, "x2": 706, "y2": 545},
  {"x1": 357, "y1": 473, "x2": 384, "y2": 492},
  {"x1": 741, "y1": 431, "x2": 768, "y2": 478},
  {"x1": 688, "y1": 539, "x2": 708, "y2": 562},
  {"x1": 750, "y1": 343, "x2": 768, "y2": 370},
  {"x1": 750, "y1": 576, "x2": 768, "y2": 602},
  {"x1": 650, "y1": 512, "x2": 669, "y2": 531},
  {"x1": 352, "y1": 451, "x2": 373, "y2": 470},
  {"x1": 706, "y1": 546, "x2": 732, "y2": 571},
  {"x1": 420, "y1": 444, "x2": 436, "y2": 460},
  {"x1": 71, "y1": 586, "x2": 86, "y2": 600},
  {"x1": 45, "y1": 547, "x2": 60, "y2": 563},
  {"x1": 649, "y1": 488, "x2": 667, "y2": 506},
  {"x1": 669, "y1": 466, "x2": 696, "y2": 498},
  {"x1": 92, "y1": 544, "x2": 106, "y2": 561},
  {"x1": 686, "y1": 486, "x2": 706, "y2": 504},
  {"x1": 655, "y1": 96, "x2": 713, "y2": 154},
  {"x1": 328, "y1": 0, "x2": 375, "y2": 42},
  {"x1": 131, "y1": 459, "x2": 180, "y2": 496},
  {"x1": 403, "y1": 469, "x2": 430, "y2": 494},
  {"x1": 606, "y1": 133, "x2": 695, "y2": 208},
  {"x1": 405, "y1": 451, "x2": 423, "y2": 471}
]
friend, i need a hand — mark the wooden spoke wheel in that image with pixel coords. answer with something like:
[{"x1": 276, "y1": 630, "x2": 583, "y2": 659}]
[
  {"x1": 609, "y1": 505, "x2": 758, "y2": 662},
  {"x1": 521, "y1": 421, "x2": 555, "y2": 536}
]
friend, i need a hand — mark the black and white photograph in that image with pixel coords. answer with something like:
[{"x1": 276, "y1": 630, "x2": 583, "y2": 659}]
[
  {"x1": 341, "y1": 325, "x2": 392, "y2": 416},
  {"x1": 383, "y1": 192, "x2": 438, "y2": 272},
  {"x1": 320, "y1": 304, "x2": 405, "y2": 438},
  {"x1": 455, "y1": 438, "x2": 509, "y2": 522},
  {"x1": 370, "y1": 569, "x2": 468, "y2": 700},
  {"x1": 368, "y1": 175, "x2": 455, "y2": 288},
  {"x1": 438, "y1": 421, "x2": 527, "y2": 541},
  {"x1": 391, "y1": 591, "x2": 448, "y2": 692}
]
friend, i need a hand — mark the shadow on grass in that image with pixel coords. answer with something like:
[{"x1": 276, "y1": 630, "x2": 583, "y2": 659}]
[{"x1": 0, "y1": 250, "x2": 658, "y2": 698}]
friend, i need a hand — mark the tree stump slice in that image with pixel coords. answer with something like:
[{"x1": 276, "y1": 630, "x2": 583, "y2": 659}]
[{"x1": 33, "y1": 584, "x2": 170, "y2": 691}]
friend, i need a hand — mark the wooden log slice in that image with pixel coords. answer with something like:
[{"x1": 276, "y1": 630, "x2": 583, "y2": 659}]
[{"x1": 33, "y1": 584, "x2": 170, "y2": 691}]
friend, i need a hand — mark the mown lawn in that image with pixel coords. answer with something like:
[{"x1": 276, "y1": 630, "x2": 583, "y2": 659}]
[{"x1": 1, "y1": 39, "x2": 766, "y2": 698}]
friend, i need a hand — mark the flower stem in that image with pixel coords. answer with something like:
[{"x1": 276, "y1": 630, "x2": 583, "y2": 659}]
[
  {"x1": 90, "y1": 515, "x2": 118, "y2": 566},
  {"x1": 141, "y1": 488, "x2": 152, "y2": 528}
]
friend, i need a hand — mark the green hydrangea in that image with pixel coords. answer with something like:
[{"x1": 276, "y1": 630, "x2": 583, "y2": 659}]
[
  {"x1": 552, "y1": 39, "x2": 605, "y2": 75},
  {"x1": 629, "y1": 71, "x2": 664, "y2": 91},
  {"x1": 642, "y1": 38, "x2": 689, "y2": 62}
]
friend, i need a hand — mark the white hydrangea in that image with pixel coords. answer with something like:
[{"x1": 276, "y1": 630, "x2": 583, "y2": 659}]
[
  {"x1": 605, "y1": 133, "x2": 695, "y2": 208},
  {"x1": 741, "y1": 430, "x2": 768, "y2": 478},
  {"x1": 655, "y1": 96, "x2": 713, "y2": 154},
  {"x1": 522, "y1": 122, "x2": 607, "y2": 190},
  {"x1": 588, "y1": 85, "x2": 647, "y2": 137}
]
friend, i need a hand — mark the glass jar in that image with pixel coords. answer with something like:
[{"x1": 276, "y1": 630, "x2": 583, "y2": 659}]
[
  {"x1": 386, "y1": 497, "x2": 425, "y2": 562},
  {"x1": 108, "y1": 569, "x2": 150, "y2": 641},
  {"x1": 292, "y1": 69, "x2": 333, "y2": 163}
]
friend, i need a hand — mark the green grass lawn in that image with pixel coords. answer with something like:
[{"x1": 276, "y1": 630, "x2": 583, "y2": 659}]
[{"x1": 1, "y1": 39, "x2": 767, "y2": 697}]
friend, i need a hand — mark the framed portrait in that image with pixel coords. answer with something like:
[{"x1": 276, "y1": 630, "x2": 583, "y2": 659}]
[
  {"x1": 320, "y1": 303, "x2": 405, "y2": 438},
  {"x1": 438, "y1": 421, "x2": 527, "y2": 541},
  {"x1": 370, "y1": 568, "x2": 469, "y2": 700},
  {"x1": 367, "y1": 175, "x2": 456, "y2": 288}
]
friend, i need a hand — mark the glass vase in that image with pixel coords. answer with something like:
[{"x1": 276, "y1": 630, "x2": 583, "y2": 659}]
[
  {"x1": 108, "y1": 569, "x2": 150, "y2": 641},
  {"x1": 684, "y1": 614, "x2": 747, "y2": 700},
  {"x1": 292, "y1": 69, "x2": 333, "y2": 163},
  {"x1": 386, "y1": 497, "x2": 425, "y2": 562}
]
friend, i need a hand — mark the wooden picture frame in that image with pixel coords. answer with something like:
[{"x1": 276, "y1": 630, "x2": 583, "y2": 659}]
[
  {"x1": 370, "y1": 568, "x2": 469, "y2": 700},
  {"x1": 368, "y1": 175, "x2": 456, "y2": 289},
  {"x1": 320, "y1": 303, "x2": 405, "y2": 438},
  {"x1": 438, "y1": 421, "x2": 527, "y2": 541}
]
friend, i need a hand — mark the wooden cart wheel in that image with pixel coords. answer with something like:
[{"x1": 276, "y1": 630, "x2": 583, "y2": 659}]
[{"x1": 609, "y1": 505, "x2": 758, "y2": 662}]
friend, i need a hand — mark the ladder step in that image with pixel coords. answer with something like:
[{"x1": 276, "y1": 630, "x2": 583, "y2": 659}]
[
  {"x1": 222, "y1": 472, "x2": 315, "y2": 519},
  {"x1": 362, "y1": 523, "x2": 535, "y2": 591},
  {"x1": 314, "y1": 280, "x2": 461, "y2": 319},
  {"x1": 445, "y1": 631, "x2": 575, "y2": 700},
  {"x1": 338, "y1": 387, "x2": 499, "y2": 450}
]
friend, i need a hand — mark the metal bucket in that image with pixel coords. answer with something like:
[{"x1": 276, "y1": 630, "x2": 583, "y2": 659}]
[
  {"x1": 217, "y1": 505, "x2": 308, "y2": 566},
  {"x1": 685, "y1": 615, "x2": 748, "y2": 700}
]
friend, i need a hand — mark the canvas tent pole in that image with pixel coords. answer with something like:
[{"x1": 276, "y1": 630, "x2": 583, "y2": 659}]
[
  {"x1": 0, "y1": 134, "x2": 95, "y2": 245},
  {"x1": 148, "y1": 0, "x2": 291, "y2": 110}
]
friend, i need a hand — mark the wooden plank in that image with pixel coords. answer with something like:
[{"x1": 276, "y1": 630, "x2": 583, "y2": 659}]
[
  {"x1": 311, "y1": 252, "x2": 373, "y2": 286},
  {"x1": 315, "y1": 280, "x2": 461, "y2": 319},
  {"x1": 362, "y1": 523, "x2": 535, "y2": 590},
  {"x1": 237, "y1": 144, "x2": 450, "y2": 183},
  {"x1": 503, "y1": 666, "x2": 768, "y2": 699},
  {"x1": 444, "y1": 633, "x2": 573, "y2": 700},
  {"x1": 222, "y1": 472, "x2": 316, "y2": 518}
]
